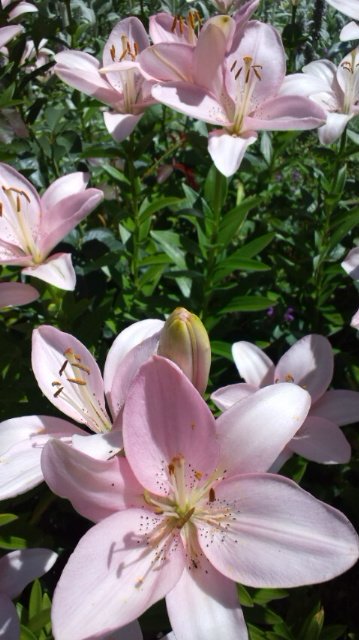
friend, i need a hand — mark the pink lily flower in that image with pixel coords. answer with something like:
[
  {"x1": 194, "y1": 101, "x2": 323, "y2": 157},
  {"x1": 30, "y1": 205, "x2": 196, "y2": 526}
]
[
  {"x1": 0, "y1": 163, "x2": 103, "y2": 290},
  {"x1": 1, "y1": 0, "x2": 37, "y2": 20},
  {"x1": 41, "y1": 356, "x2": 359, "y2": 640},
  {"x1": 0, "y1": 319, "x2": 164, "y2": 500},
  {"x1": 54, "y1": 17, "x2": 155, "y2": 142},
  {"x1": 325, "y1": 0, "x2": 359, "y2": 41},
  {"x1": 139, "y1": 19, "x2": 325, "y2": 176},
  {"x1": 0, "y1": 548, "x2": 57, "y2": 640},
  {"x1": 342, "y1": 246, "x2": 359, "y2": 328},
  {"x1": 211, "y1": 334, "x2": 359, "y2": 466},
  {"x1": 280, "y1": 48, "x2": 359, "y2": 144},
  {"x1": 0, "y1": 281, "x2": 38, "y2": 307}
]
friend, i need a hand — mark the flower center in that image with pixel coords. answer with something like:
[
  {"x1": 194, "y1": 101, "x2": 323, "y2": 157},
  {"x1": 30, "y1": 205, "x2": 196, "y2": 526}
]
[
  {"x1": 51, "y1": 347, "x2": 112, "y2": 433},
  {"x1": 230, "y1": 55, "x2": 263, "y2": 133},
  {"x1": 170, "y1": 10, "x2": 201, "y2": 45},
  {"x1": 1, "y1": 185, "x2": 41, "y2": 261}
]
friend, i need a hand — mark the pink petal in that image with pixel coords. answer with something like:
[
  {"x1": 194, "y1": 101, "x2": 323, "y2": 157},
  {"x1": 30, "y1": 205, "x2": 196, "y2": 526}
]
[
  {"x1": 107, "y1": 333, "x2": 161, "y2": 423},
  {"x1": 55, "y1": 51, "x2": 121, "y2": 105},
  {"x1": 8, "y1": 1, "x2": 37, "y2": 18},
  {"x1": 216, "y1": 383, "x2": 311, "y2": 475},
  {"x1": 199, "y1": 474, "x2": 359, "y2": 587},
  {"x1": 0, "y1": 282, "x2": 39, "y2": 308},
  {"x1": 208, "y1": 130, "x2": 257, "y2": 177},
  {"x1": 103, "y1": 17, "x2": 149, "y2": 69},
  {"x1": 41, "y1": 439, "x2": 143, "y2": 522},
  {"x1": 71, "y1": 430, "x2": 122, "y2": 459},
  {"x1": 0, "y1": 163, "x2": 41, "y2": 251},
  {"x1": 193, "y1": 18, "x2": 235, "y2": 95},
  {"x1": 351, "y1": 309, "x2": 359, "y2": 328},
  {"x1": 166, "y1": 558, "x2": 247, "y2": 640},
  {"x1": 245, "y1": 95, "x2": 326, "y2": 131},
  {"x1": 211, "y1": 383, "x2": 257, "y2": 411},
  {"x1": 289, "y1": 416, "x2": 351, "y2": 463},
  {"x1": 22, "y1": 253, "x2": 76, "y2": 290},
  {"x1": 0, "y1": 415, "x2": 83, "y2": 499},
  {"x1": 342, "y1": 246, "x2": 359, "y2": 279},
  {"x1": 52, "y1": 509, "x2": 185, "y2": 639},
  {"x1": 149, "y1": 12, "x2": 197, "y2": 45},
  {"x1": 103, "y1": 112, "x2": 143, "y2": 142},
  {"x1": 318, "y1": 112, "x2": 353, "y2": 144},
  {"x1": 0, "y1": 594, "x2": 19, "y2": 640},
  {"x1": 138, "y1": 44, "x2": 194, "y2": 82},
  {"x1": 104, "y1": 318, "x2": 164, "y2": 397},
  {"x1": 340, "y1": 21, "x2": 359, "y2": 40},
  {"x1": 274, "y1": 334, "x2": 333, "y2": 403},
  {"x1": 31, "y1": 325, "x2": 111, "y2": 432},
  {"x1": 312, "y1": 389, "x2": 359, "y2": 425},
  {"x1": 123, "y1": 356, "x2": 219, "y2": 496},
  {"x1": 325, "y1": 0, "x2": 359, "y2": 20},
  {"x1": 39, "y1": 182, "x2": 104, "y2": 255},
  {"x1": 0, "y1": 25, "x2": 23, "y2": 49},
  {"x1": 232, "y1": 340, "x2": 275, "y2": 386},
  {"x1": 151, "y1": 82, "x2": 231, "y2": 126},
  {"x1": 0, "y1": 548, "x2": 57, "y2": 599}
]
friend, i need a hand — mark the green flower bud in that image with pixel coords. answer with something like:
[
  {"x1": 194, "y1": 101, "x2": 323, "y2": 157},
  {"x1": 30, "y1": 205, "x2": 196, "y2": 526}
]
[{"x1": 158, "y1": 307, "x2": 211, "y2": 395}]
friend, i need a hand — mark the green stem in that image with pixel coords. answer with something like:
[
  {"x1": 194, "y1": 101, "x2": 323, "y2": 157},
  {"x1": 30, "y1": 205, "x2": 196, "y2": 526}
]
[
  {"x1": 201, "y1": 167, "x2": 225, "y2": 321},
  {"x1": 127, "y1": 134, "x2": 141, "y2": 292}
]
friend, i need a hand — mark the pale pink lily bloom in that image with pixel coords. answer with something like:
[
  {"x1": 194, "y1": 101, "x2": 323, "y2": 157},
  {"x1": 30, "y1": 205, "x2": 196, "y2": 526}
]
[
  {"x1": 54, "y1": 17, "x2": 155, "y2": 142},
  {"x1": 0, "y1": 319, "x2": 164, "y2": 500},
  {"x1": 139, "y1": 19, "x2": 325, "y2": 176},
  {"x1": 211, "y1": 334, "x2": 359, "y2": 466},
  {"x1": 1, "y1": 0, "x2": 37, "y2": 20},
  {"x1": 0, "y1": 282, "x2": 38, "y2": 308},
  {"x1": 342, "y1": 246, "x2": 359, "y2": 328},
  {"x1": 280, "y1": 48, "x2": 359, "y2": 144},
  {"x1": 0, "y1": 163, "x2": 103, "y2": 290},
  {"x1": 42, "y1": 357, "x2": 359, "y2": 640},
  {"x1": 0, "y1": 548, "x2": 57, "y2": 640}
]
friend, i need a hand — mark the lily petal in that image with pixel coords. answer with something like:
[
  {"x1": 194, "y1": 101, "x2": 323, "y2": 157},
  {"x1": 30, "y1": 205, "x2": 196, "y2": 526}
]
[
  {"x1": 274, "y1": 334, "x2": 333, "y2": 402},
  {"x1": 325, "y1": 0, "x2": 359, "y2": 21},
  {"x1": 245, "y1": 95, "x2": 326, "y2": 131},
  {"x1": 54, "y1": 51, "x2": 121, "y2": 105},
  {"x1": 340, "y1": 21, "x2": 359, "y2": 40},
  {"x1": 0, "y1": 593, "x2": 19, "y2": 640},
  {"x1": 0, "y1": 548, "x2": 57, "y2": 599},
  {"x1": 0, "y1": 25, "x2": 23, "y2": 49},
  {"x1": 232, "y1": 340, "x2": 275, "y2": 386},
  {"x1": 199, "y1": 474, "x2": 359, "y2": 587},
  {"x1": 289, "y1": 416, "x2": 351, "y2": 463},
  {"x1": 166, "y1": 556, "x2": 247, "y2": 640},
  {"x1": 312, "y1": 389, "x2": 359, "y2": 425},
  {"x1": 216, "y1": 383, "x2": 311, "y2": 475},
  {"x1": 318, "y1": 112, "x2": 353, "y2": 144},
  {"x1": 123, "y1": 356, "x2": 219, "y2": 496},
  {"x1": 211, "y1": 383, "x2": 257, "y2": 411},
  {"x1": 0, "y1": 282, "x2": 39, "y2": 308},
  {"x1": 208, "y1": 130, "x2": 257, "y2": 177},
  {"x1": 342, "y1": 246, "x2": 359, "y2": 279},
  {"x1": 51, "y1": 509, "x2": 185, "y2": 639},
  {"x1": 103, "y1": 112, "x2": 143, "y2": 142},
  {"x1": 22, "y1": 253, "x2": 76, "y2": 290},
  {"x1": 41, "y1": 439, "x2": 143, "y2": 522}
]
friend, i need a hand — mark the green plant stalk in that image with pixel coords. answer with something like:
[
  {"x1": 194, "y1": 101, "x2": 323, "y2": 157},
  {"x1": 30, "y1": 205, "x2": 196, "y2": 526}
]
[
  {"x1": 201, "y1": 167, "x2": 225, "y2": 322},
  {"x1": 127, "y1": 133, "x2": 141, "y2": 294}
]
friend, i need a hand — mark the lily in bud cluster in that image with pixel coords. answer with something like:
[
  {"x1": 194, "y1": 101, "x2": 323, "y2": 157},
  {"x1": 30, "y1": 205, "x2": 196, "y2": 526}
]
[
  {"x1": 138, "y1": 16, "x2": 325, "y2": 176},
  {"x1": 0, "y1": 163, "x2": 104, "y2": 290},
  {"x1": 212, "y1": 334, "x2": 359, "y2": 467},
  {"x1": 40, "y1": 357, "x2": 358, "y2": 640},
  {"x1": 281, "y1": 48, "x2": 359, "y2": 144},
  {"x1": 325, "y1": 0, "x2": 359, "y2": 40}
]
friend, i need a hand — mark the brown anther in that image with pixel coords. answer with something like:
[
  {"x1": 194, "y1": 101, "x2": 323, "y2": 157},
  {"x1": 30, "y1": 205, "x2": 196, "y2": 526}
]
[
  {"x1": 235, "y1": 67, "x2": 242, "y2": 80},
  {"x1": 52, "y1": 381, "x2": 62, "y2": 387},
  {"x1": 16, "y1": 195, "x2": 21, "y2": 212},
  {"x1": 209, "y1": 487, "x2": 216, "y2": 503},
  {"x1": 171, "y1": 15, "x2": 177, "y2": 33},
  {"x1": 66, "y1": 377, "x2": 87, "y2": 385},
  {"x1": 176, "y1": 507, "x2": 195, "y2": 528},
  {"x1": 179, "y1": 15, "x2": 184, "y2": 34},
  {"x1": 188, "y1": 11, "x2": 195, "y2": 30},
  {"x1": 110, "y1": 44, "x2": 116, "y2": 61},
  {"x1": 191, "y1": 558, "x2": 198, "y2": 568},
  {"x1": 59, "y1": 360, "x2": 68, "y2": 376},
  {"x1": 64, "y1": 348, "x2": 74, "y2": 356},
  {"x1": 54, "y1": 386, "x2": 64, "y2": 397},
  {"x1": 341, "y1": 61, "x2": 353, "y2": 73},
  {"x1": 134, "y1": 41, "x2": 139, "y2": 56},
  {"x1": 285, "y1": 373, "x2": 294, "y2": 383},
  {"x1": 230, "y1": 60, "x2": 237, "y2": 72},
  {"x1": 72, "y1": 362, "x2": 90, "y2": 374},
  {"x1": 168, "y1": 463, "x2": 175, "y2": 475},
  {"x1": 194, "y1": 470, "x2": 202, "y2": 480},
  {"x1": 0, "y1": 202, "x2": 2, "y2": 216},
  {"x1": 253, "y1": 64, "x2": 263, "y2": 80}
]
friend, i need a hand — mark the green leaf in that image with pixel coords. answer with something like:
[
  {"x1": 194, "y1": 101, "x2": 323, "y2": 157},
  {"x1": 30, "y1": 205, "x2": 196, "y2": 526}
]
[
  {"x1": 210, "y1": 340, "x2": 233, "y2": 360},
  {"x1": 150, "y1": 231, "x2": 187, "y2": 269},
  {"x1": 102, "y1": 164, "x2": 130, "y2": 185},
  {"x1": 139, "y1": 196, "x2": 183, "y2": 223},
  {"x1": 0, "y1": 514, "x2": 18, "y2": 528},
  {"x1": 233, "y1": 233, "x2": 275, "y2": 259},
  {"x1": 213, "y1": 256, "x2": 270, "y2": 285},
  {"x1": 204, "y1": 164, "x2": 228, "y2": 215},
  {"x1": 297, "y1": 607, "x2": 324, "y2": 640},
  {"x1": 320, "y1": 625, "x2": 348, "y2": 640},
  {"x1": 20, "y1": 627, "x2": 37, "y2": 640},
  {"x1": 219, "y1": 296, "x2": 276, "y2": 314},
  {"x1": 252, "y1": 588, "x2": 289, "y2": 605},
  {"x1": 237, "y1": 584, "x2": 254, "y2": 607},
  {"x1": 28, "y1": 608, "x2": 52, "y2": 633},
  {"x1": 29, "y1": 580, "x2": 42, "y2": 619},
  {"x1": 218, "y1": 197, "x2": 262, "y2": 247}
]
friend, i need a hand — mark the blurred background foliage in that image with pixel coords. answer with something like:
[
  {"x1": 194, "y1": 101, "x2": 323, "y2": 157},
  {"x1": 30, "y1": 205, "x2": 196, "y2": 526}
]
[{"x1": 0, "y1": 0, "x2": 358, "y2": 638}]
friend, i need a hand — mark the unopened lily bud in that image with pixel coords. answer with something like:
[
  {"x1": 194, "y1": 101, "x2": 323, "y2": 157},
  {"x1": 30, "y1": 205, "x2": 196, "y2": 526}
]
[{"x1": 158, "y1": 307, "x2": 211, "y2": 395}]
